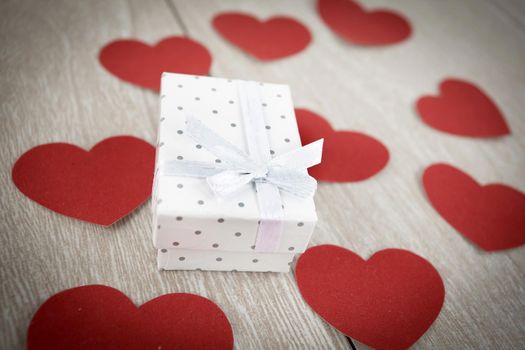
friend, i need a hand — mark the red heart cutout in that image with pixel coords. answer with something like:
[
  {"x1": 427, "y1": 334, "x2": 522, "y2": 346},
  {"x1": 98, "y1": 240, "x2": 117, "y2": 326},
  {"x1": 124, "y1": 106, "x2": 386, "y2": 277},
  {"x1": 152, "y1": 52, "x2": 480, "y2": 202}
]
[
  {"x1": 318, "y1": 0, "x2": 412, "y2": 46},
  {"x1": 295, "y1": 108, "x2": 389, "y2": 182},
  {"x1": 99, "y1": 36, "x2": 212, "y2": 92},
  {"x1": 27, "y1": 285, "x2": 234, "y2": 350},
  {"x1": 295, "y1": 245, "x2": 445, "y2": 350},
  {"x1": 416, "y1": 79, "x2": 510, "y2": 137},
  {"x1": 213, "y1": 12, "x2": 311, "y2": 60},
  {"x1": 12, "y1": 136, "x2": 155, "y2": 226},
  {"x1": 423, "y1": 163, "x2": 525, "y2": 251}
]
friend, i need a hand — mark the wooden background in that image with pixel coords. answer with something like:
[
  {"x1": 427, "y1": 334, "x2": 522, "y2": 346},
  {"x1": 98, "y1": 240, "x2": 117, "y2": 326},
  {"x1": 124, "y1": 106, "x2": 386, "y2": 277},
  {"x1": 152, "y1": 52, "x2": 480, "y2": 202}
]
[{"x1": 1, "y1": 0, "x2": 524, "y2": 348}]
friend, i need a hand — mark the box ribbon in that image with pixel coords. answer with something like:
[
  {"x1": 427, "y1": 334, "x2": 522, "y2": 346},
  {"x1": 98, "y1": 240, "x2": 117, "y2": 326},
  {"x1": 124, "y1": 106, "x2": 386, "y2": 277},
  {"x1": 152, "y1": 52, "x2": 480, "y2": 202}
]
[{"x1": 160, "y1": 80, "x2": 323, "y2": 252}]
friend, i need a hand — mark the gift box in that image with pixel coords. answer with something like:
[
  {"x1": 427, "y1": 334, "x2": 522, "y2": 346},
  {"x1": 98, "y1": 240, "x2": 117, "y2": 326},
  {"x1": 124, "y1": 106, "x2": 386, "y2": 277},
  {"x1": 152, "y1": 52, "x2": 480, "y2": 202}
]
[{"x1": 152, "y1": 73, "x2": 323, "y2": 272}]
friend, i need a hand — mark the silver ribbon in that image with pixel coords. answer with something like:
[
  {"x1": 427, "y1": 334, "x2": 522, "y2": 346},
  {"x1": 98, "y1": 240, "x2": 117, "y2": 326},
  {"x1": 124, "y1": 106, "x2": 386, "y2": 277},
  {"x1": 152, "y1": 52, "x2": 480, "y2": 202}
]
[{"x1": 160, "y1": 81, "x2": 323, "y2": 252}]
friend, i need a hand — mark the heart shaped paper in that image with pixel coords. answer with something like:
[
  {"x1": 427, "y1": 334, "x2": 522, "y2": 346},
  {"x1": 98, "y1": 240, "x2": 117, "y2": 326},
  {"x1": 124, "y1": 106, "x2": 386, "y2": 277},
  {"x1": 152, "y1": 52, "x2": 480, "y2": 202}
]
[
  {"x1": 416, "y1": 79, "x2": 510, "y2": 137},
  {"x1": 213, "y1": 12, "x2": 311, "y2": 60},
  {"x1": 99, "y1": 36, "x2": 212, "y2": 92},
  {"x1": 295, "y1": 108, "x2": 389, "y2": 182},
  {"x1": 318, "y1": 0, "x2": 412, "y2": 46},
  {"x1": 27, "y1": 285, "x2": 234, "y2": 350},
  {"x1": 295, "y1": 245, "x2": 445, "y2": 350},
  {"x1": 423, "y1": 163, "x2": 525, "y2": 251},
  {"x1": 12, "y1": 136, "x2": 155, "y2": 226}
]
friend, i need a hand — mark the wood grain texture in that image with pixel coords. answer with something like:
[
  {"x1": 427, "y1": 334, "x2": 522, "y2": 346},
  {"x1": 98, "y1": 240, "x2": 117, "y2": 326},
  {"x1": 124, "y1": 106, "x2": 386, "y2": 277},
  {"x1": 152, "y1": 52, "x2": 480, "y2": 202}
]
[{"x1": 1, "y1": 0, "x2": 524, "y2": 349}]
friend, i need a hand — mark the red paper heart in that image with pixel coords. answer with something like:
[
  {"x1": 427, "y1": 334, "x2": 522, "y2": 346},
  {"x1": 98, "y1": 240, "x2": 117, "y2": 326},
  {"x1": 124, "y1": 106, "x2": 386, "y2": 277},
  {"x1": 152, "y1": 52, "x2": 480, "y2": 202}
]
[
  {"x1": 213, "y1": 12, "x2": 311, "y2": 60},
  {"x1": 12, "y1": 136, "x2": 155, "y2": 226},
  {"x1": 99, "y1": 36, "x2": 212, "y2": 92},
  {"x1": 295, "y1": 108, "x2": 389, "y2": 182},
  {"x1": 295, "y1": 245, "x2": 445, "y2": 350},
  {"x1": 416, "y1": 79, "x2": 510, "y2": 137},
  {"x1": 27, "y1": 285, "x2": 233, "y2": 350},
  {"x1": 318, "y1": 0, "x2": 412, "y2": 46},
  {"x1": 423, "y1": 163, "x2": 525, "y2": 251}
]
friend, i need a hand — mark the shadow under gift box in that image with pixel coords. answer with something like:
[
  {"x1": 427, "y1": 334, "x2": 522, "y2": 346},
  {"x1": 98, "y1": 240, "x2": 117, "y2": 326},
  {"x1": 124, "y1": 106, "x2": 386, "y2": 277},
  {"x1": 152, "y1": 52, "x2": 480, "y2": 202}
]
[{"x1": 152, "y1": 73, "x2": 318, "y2": 272}]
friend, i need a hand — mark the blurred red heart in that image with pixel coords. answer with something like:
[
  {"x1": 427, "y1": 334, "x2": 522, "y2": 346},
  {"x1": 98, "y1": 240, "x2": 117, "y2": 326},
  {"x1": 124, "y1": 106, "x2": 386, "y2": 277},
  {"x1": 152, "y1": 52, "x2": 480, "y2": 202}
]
[
  {"x1": 295, "y1": 108, "x2": 389, "y2": 182},
  {"x1": 213, "y1": 12, "x2": 311, "y2": 60},
  {"x1": 296, "y1": 245, "x2": 445, "y2": 350},
  {"x1": 12, "y1": 136, "x2": 155, "y2": 226},
  {"x1": 27, "y1": 285, "x2": 234, "y2": 350},
  {"x1": 99, "y1": 36, "x2": 212, "y2": 92},
  {"x1": 318, "y1": 0, "x2": 412, "y2": 45},
  {"x1": 416, "y1": 79, "x2": 510, "y2": 137},
  {"x1": 423, "y1": 163, "x2": 525, "y2": 251}
]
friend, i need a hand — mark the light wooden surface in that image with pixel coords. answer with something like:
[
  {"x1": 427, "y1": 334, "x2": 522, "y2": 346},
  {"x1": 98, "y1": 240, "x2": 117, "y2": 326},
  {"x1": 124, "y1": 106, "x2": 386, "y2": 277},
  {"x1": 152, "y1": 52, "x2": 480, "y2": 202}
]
[{"x1": 1, "y1": 0, "x2": 524, "y2": 349}]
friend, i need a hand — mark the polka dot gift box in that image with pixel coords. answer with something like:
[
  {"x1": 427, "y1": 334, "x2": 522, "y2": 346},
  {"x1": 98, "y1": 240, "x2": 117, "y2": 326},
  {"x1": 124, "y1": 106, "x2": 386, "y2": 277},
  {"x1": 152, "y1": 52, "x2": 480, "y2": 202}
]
[{"x1": 153, "y1": 73, "x2": 323, "y2": 272}]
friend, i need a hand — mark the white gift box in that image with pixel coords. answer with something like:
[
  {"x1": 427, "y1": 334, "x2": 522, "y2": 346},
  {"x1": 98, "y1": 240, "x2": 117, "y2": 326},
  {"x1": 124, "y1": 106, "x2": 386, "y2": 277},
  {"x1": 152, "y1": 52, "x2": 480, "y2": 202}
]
[{"x1": 152, "y1": 73, "x2": 321, "y2": 272}]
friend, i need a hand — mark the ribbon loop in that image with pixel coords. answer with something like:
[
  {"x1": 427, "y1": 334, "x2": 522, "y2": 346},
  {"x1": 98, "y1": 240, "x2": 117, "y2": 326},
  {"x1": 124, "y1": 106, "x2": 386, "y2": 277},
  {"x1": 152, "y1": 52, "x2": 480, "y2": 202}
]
[{"x1": 207, "y1": 170, "x2": 255, "y2": 197}]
